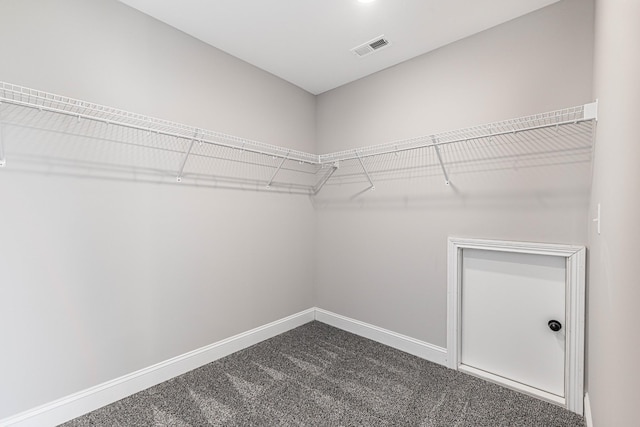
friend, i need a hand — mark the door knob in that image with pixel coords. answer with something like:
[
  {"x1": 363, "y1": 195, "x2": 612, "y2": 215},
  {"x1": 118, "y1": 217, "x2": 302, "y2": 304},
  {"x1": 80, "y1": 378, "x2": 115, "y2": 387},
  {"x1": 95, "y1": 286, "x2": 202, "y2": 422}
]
[{"x1": 548, "y1": 320, "x2": 562, "y2": 332}]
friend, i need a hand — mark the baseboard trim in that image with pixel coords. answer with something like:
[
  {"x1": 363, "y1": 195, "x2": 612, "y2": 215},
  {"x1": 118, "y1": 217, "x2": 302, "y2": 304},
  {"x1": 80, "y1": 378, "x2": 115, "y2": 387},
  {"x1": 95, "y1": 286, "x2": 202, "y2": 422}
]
[
  {"x1": 1, "y1": 307, "x2": 448, "y2": 426},
  {"x1": 314, "y1": 308, "x2": 448, "y2": 366},
  {"x1": 0, "y1": 308, "x2": 315, "y2": 427},
  {"x1": 584, "y1": 392, "x2": 593, "y2": 427}
]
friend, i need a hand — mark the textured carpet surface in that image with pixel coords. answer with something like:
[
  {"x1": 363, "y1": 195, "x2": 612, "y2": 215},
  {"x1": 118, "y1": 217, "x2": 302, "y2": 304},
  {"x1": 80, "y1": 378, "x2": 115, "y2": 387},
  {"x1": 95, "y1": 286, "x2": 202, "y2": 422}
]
[{"x1": 62, "y1": 321, "x2": 585, "y2": 426}]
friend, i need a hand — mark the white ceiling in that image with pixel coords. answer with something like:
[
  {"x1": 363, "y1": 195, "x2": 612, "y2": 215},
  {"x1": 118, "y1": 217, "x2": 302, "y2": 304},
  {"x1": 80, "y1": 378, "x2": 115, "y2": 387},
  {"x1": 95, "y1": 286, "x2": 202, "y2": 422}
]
[{"x1": 119, "y1": 0, "x2": 560, "y2": 95}]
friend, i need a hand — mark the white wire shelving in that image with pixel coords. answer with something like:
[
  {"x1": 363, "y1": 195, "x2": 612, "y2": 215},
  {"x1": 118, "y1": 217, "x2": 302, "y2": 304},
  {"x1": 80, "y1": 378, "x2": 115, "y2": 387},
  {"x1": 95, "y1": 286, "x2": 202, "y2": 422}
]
[
  {"x1": 0, "y1": 81, "x2": 597, "y2": 195},
  {"x1": 320, "y1": 102, "x2": 597, "y2": 191}
]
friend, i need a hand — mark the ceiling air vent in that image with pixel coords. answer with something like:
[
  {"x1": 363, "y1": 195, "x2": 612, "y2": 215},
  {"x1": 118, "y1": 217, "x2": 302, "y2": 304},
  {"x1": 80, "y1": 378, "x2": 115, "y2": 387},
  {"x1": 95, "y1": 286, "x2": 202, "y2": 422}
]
[{"x1": 351, "y1": 35, "x2": 391, "y2": 58}]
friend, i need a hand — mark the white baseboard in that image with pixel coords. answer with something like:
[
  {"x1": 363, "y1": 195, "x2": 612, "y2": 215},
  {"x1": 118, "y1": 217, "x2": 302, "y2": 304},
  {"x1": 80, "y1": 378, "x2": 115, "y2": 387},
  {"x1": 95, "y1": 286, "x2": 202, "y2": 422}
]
[
  {"x1": 0, "y1": 308, "x2": 315, "y2": 427},
  {"x1": 584, "y1": 392, "x2": 593, "y2": 427},
  {"x1": 314, "y1": 308, "x2": 448, "y2": 366},
  {"x1": 1, "y1": 307, "x2": 448, "y2": 427}
]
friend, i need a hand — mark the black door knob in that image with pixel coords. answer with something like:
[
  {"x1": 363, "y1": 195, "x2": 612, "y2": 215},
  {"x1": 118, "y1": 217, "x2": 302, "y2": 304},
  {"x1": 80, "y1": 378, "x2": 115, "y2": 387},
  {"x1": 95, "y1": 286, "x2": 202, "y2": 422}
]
[{"x1": 548, "y1": 320, "x2": 562, "y2": 332}]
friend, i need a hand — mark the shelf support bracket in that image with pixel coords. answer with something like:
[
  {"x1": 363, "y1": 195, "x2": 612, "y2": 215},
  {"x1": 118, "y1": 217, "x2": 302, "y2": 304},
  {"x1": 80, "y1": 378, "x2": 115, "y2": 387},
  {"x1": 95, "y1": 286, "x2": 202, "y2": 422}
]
[
  {"x1": 355, "y1": 150, "x2": 375, "y2": 190},
  {"x1": 312, "y1": 161, "x2": 339, "y2": 195},
  {"x1": 266, "y1": 150, "x2": 291, "y2": 189},
  {"x1": 584, "y1": 100, "x2": 598, "y2": 121},
  {"x1": 432, "y1": 137, "x2": 450, "y2": 185},
  {"x1": 176, "y1": 129, "x2": 200, "y2": 183}
]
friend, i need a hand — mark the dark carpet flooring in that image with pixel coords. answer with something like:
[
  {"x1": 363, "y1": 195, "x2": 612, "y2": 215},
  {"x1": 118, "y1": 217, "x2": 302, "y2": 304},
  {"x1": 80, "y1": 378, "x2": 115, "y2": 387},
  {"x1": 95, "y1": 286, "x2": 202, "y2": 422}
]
[{"x1": 62, "y1": 321, "x2": 585, "y2": 426}]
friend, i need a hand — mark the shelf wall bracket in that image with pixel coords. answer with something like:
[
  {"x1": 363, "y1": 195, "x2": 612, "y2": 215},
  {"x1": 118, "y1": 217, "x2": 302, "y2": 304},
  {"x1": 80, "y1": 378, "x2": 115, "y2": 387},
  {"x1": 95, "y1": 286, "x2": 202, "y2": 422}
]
[
  {"x1": 584, "y1": 100, "x2": 598, "y2": 121},
  {"x1": 176, "y1": 129, "x2": 200, "y2": 183},
  {"x1": 432, "y1": 136, "x2": 450, "y2": 185},
  {"x1": 266, "y1": 150, "x2": 291, "y2": 189},
  {"x1": 312, "y1": 161, "x2": 339, "y2": 195},
  {"x1": 355, "y1": 150, "x2": 375, "y2": 191}
]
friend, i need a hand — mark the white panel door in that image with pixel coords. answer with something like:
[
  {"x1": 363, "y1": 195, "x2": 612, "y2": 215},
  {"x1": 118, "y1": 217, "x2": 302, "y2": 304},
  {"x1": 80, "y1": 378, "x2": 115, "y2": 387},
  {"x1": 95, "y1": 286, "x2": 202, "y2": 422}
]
[{"x1": 461, "y1": 248, "x2": 566, "y2": 397}]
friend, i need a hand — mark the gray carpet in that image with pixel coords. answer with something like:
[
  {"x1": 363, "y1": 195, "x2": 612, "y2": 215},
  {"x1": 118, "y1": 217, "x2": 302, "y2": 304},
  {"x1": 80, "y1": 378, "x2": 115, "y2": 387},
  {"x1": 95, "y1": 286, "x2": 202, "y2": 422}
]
[{"x1": 62, "y1": 321, "x2": 585, "y2": 426}]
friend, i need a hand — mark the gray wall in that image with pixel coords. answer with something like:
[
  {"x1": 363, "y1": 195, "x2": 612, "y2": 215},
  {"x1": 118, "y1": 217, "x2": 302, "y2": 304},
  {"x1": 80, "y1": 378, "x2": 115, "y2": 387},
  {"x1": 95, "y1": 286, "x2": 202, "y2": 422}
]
[
  {"x1": 314, "y1": 0, "x2": 594, "y2": 346},
  {"x1": 0, "y1": 0, "x2": 316, "y2": 418},
  {"x1": 588, "y1": 1, "x2": 640, "y2": 425},
  {"x1": 2, "y1": 0, "x2": 622, "y2": 423}
]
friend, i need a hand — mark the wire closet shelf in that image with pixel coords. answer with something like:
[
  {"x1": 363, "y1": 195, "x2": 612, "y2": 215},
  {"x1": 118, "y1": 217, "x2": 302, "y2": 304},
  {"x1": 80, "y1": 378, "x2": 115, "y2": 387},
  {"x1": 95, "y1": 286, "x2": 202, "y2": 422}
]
[{"x1": 0, "y1": 81, "x2": 597, "y2": 194}]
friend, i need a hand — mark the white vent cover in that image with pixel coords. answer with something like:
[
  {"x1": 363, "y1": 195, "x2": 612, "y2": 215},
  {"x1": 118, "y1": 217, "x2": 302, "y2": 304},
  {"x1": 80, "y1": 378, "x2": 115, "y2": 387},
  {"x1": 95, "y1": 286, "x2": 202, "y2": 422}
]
[{"x1": 351, "y1": 35, "x2": 391, "y2": 58}]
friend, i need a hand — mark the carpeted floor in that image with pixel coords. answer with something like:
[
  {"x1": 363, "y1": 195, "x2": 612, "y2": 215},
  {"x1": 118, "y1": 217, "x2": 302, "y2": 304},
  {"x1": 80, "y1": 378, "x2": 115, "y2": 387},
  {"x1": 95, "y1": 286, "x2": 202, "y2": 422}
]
[{"x1": 62, "y1": 321, "x2": 585, "y2": 426}]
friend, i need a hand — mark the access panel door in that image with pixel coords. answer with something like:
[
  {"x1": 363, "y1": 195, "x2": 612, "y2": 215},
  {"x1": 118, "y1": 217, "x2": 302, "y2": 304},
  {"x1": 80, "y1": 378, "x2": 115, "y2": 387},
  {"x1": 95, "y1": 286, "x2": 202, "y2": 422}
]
[{"x1": 461, "y1": 248, "x2": 566, "y2": 397}]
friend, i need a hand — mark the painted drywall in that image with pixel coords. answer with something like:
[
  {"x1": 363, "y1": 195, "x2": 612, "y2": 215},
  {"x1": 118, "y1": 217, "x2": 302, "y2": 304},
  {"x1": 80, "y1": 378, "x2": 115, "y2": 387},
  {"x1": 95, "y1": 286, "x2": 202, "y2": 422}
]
[
  {"x1": 587, "y1": 1, "x2": 640, "y2": 425},
  {"x1": 0, "y1": 0, "x2": 316, "y2": 419},
  {"x1": 0, "y1": 0, "x2": 604, "y2": 421},
  {"x1": 314, "y1": 0, "x2": 594, "y2": 346}
]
